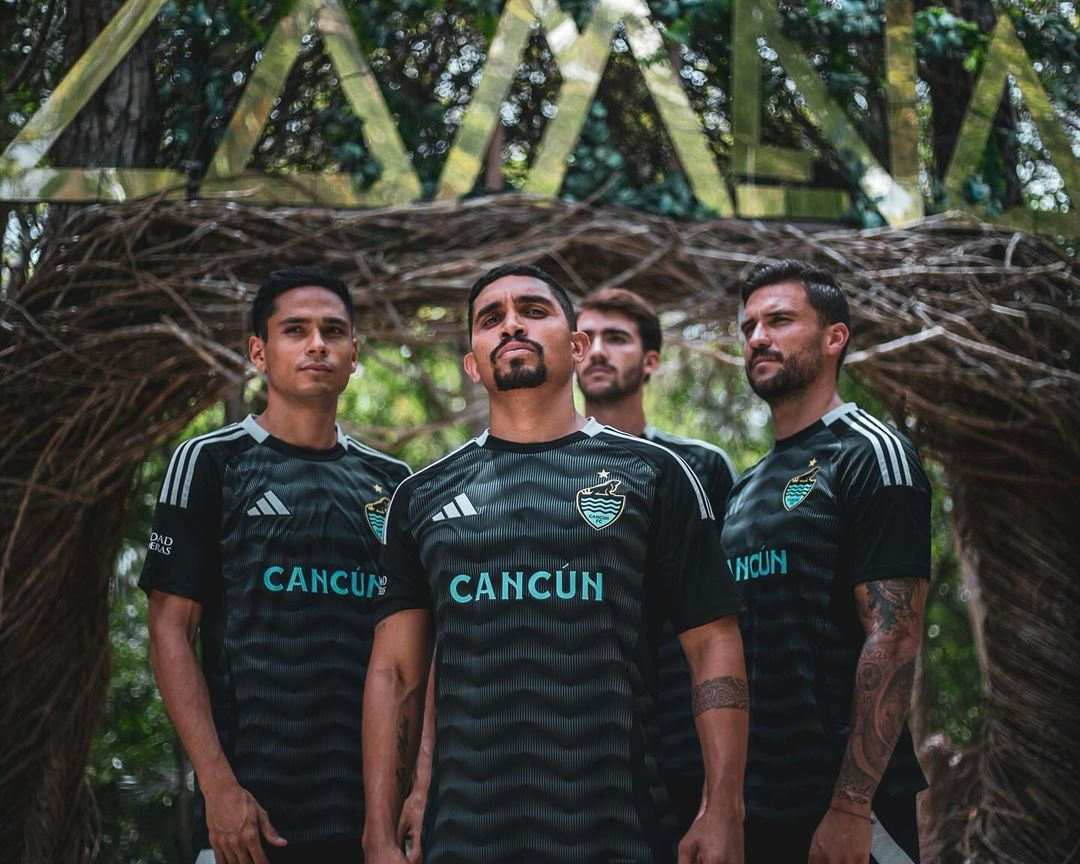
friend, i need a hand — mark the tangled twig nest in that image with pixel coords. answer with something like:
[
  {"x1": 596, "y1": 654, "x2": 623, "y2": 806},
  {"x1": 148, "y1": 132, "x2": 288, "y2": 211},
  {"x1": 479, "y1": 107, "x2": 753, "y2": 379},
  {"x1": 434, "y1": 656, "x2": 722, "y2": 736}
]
[{"x1": 1, "y1": 194, "x2": 1076, "y2": 863}]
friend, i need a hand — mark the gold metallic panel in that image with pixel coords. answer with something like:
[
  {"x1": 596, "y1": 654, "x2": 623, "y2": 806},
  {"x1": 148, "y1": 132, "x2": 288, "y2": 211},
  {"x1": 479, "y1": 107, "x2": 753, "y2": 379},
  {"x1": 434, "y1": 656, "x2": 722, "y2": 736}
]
[
  {"x1": 436, "y1": 0, "x2": 575, "y2": 199},
  {"x1": 735, "y1": 184, "x2": 848, "y2": 218},
  {"x1": 200, "y1": 0, "x2": 421, "y2": 206},
  {"x1": 524, "y1": 0, "x2": 733, "y2": 216},
  {"x1": 884, "y1": 0, "x2": 922, "y2": 212},
  {"x1": 731, "y1": 0, "x2": 813, "y2": 182},
  {"x1": 736, "y1": 0, "x2": 921, "y2": 225},
  {"x1": 944, "y1": 14, "x2": 1078, "y2": 235},
  {"x1": 0, "y1": 0, "x2": 184, "y2": 202}
]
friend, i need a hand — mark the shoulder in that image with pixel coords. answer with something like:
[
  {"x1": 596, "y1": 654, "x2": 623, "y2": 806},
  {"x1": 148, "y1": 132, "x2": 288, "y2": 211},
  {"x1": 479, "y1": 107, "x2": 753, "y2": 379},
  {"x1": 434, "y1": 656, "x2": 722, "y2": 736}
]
[
  {"x1": 823, "y1": 403, "x2": 928, "y2": 493},
  {"x1": 644, "y1": 426, "x2": 736, "y2": 483},
  {"x1": 341, "y1": 433, "x2": 412, "y2": 482},
  {"x1": 385, "y1": 436, "x2": 484, "y2": 517},
  {"x1": 158, "y1": 419, "x2": 260, "y2": 509},
  {"x1": 593, "y1": 425, "x2": 715, "y2": 518}
]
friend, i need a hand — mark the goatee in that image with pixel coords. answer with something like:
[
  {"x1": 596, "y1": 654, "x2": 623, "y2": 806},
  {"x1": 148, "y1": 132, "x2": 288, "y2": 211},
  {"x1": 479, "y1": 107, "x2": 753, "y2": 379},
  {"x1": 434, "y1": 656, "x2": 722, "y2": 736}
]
[{"x1": 494, "y1": 360, "x2": 549, "y2": 390}]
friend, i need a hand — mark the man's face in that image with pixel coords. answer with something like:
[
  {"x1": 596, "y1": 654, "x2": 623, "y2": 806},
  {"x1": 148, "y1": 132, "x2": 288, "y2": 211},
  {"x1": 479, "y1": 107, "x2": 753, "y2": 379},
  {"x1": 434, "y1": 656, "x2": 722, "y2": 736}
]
[
  {"x1": 464, "y1": 276, "x2": 587, "y2": 393},
  {"x1": 575, "y1": 308, "x2": 659, "y2": 405},
  {"x1": 248, "y1": 285, "x2": 356, "y2": 404},
  {"x1": 740, "y1": 281, "x2": 844, "y2": 402}
]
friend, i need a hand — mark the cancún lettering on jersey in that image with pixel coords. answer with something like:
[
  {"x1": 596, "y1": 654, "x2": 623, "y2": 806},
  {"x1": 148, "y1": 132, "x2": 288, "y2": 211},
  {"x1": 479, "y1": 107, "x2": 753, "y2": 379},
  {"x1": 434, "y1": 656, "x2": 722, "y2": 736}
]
[
  {"x1": 262, "y1": 565, "x2": 386, "y2": 598},
  {"x1": 726, "y1": 548, "x2": 788, "y2": 583},
  {"x1": 449, "y1": 569, "x2": 603, "y2": 603}
]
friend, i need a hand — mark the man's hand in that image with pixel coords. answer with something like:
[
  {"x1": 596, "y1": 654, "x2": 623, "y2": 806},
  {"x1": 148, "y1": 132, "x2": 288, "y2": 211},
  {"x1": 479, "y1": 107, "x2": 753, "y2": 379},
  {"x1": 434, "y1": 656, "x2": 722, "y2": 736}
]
[
  {"x1": 364, "y1": 843, "x2": 410, "y2": 864},
  {"x1": 677, "y1": 806, "x2": 743, "y2": 864},
  {"x1": 204, "y1": 780, "x2": 286, "y2": 864},
  {"x1": 396, "y1": 787, "x2": 425, "y2": 863},
  {"x1": 808, "y1": 806, "x2": 872, "y2": 864}
]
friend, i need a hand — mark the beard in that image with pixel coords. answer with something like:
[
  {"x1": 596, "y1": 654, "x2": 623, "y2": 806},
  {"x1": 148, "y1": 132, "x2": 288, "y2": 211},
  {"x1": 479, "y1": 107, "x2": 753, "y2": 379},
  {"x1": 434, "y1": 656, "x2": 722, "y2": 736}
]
[
  {"x1": 578, "y1": 362, "x2": 645, "y2": 406},
  {"x1": 494, "y1": 358, "x2": 549, "y2": 390},
  {"x1": 491, "y1": 336, "x2": 548, "y2": 391},
  {"x1": 747, "y1": 342, "x2": 824, "y2": 401}
]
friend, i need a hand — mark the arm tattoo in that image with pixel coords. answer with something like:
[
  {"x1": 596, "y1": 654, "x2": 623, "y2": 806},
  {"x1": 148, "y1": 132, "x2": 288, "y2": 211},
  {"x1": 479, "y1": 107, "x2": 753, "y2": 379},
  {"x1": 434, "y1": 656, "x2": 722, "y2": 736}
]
[
  {"x1": 395, "y1": 716, "x2": 411, "y2": 802},
  {"x1": 691, "y1": 676, "x2": 749, "y2": 715},
  {"x1": 863, "y1": 579, "x2": 919, "y2": 636},
  {"x1": 834, "y1": 578, "x2": 926, "y2": 807}
]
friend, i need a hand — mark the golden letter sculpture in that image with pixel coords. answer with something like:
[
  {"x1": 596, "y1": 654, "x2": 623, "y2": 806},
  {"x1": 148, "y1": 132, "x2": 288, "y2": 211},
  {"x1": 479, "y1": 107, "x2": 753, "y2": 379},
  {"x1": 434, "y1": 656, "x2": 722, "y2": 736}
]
[{"x1": 0, "y1": 0, "x2": 1075, "y2": 235}]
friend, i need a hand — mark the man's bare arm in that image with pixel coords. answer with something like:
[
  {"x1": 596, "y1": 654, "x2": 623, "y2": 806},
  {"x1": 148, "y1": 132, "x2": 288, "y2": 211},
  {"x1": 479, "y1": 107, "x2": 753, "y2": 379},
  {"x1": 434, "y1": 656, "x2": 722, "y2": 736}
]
[
  {"x1": 397, "y1": 660, "x2": 435, "y2": 863},
  {"x1": 362, "y1": 609, "x2": 433, "y2": 864},
  {"x1": 809, "y1": 577, "x2": 927, "y2": 864},
  {"x1": 147, "y1": 591, "x2": 284, "y2": 864},
  {"x1": 836, "y1": 578, "x2": 927, "y2": 809},
  {"x1": 676, "y1": 616, "x2": 749, "y2": 864}
]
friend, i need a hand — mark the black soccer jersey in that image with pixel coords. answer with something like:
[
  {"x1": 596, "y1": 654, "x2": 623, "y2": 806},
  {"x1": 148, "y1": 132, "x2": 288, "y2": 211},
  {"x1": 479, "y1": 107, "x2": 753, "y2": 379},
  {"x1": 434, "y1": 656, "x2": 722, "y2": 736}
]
[
  {"x1": 642, "y1": 427, "x2": 736, "y2": 780},
  {"x1": 138, "y1": 415, "x2": 410, "y2": 849},
  {"x1": 377, "y1": 419, "x2": 744, "y2": 864},
  {"x1": 721, "y1": 403, "x2": 930, "y2": 820}
]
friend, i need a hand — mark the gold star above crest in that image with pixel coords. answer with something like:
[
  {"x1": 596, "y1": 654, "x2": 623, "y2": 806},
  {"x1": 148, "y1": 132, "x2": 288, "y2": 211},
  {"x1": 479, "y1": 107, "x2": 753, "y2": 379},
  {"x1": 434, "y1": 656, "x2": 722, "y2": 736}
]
[
  {"x1": 808, "y1": 459, "x2": 817, "y2": 467},
  {"x1": 597, "y1": 469, "x2": 610, "y2": 479},
  {"x1": 374, "y1": 484, "x2": 383, "y2": 493}
]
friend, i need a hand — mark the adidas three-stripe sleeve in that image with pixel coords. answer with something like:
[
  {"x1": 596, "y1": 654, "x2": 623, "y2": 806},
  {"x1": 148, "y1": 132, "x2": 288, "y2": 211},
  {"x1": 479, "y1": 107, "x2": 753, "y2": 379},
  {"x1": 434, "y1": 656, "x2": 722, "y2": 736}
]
[
  {"x1": 140, "y1": 432, "x2": 224, "y2": 603},
  {"x1": 377, "y1": 477, "x2": 435, "y2": 617}
]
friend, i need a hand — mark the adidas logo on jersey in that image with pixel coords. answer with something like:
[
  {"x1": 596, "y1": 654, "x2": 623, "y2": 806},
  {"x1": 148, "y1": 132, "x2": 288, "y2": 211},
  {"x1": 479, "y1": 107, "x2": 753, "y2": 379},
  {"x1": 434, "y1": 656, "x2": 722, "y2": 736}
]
[
  {"x1": 432, "y1": 493, "x2": 478, "y2": 522},
  {"x1": 246, "y1": 490, "x2": 291, "y2": 516}
]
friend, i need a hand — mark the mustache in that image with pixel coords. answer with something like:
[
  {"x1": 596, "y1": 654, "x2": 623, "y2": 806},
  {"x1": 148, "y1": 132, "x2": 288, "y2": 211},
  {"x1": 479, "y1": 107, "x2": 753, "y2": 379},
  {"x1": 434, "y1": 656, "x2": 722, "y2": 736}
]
[
  {"x1": 491, "y1": 335, "x2": 544, "y2": 364},
  {"x1": 750, "y1": 349, "x2": 783, "y2": 365},
  {"x1": 584, "y1": 360, "x2": 615, "y2": 372}
]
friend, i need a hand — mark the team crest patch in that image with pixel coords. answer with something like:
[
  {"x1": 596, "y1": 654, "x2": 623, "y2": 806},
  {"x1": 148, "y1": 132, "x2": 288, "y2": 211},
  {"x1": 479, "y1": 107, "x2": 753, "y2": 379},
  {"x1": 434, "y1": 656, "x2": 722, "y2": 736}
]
[
  {"x1": 576, "y1": 473, "x2": 625, "y2": 530},
  {"x1": 783, "y1": 461, "x2": 820, "y2": 511},
  {"x1": 365, "y1": 497, "x2": 390, "y2": 539}
]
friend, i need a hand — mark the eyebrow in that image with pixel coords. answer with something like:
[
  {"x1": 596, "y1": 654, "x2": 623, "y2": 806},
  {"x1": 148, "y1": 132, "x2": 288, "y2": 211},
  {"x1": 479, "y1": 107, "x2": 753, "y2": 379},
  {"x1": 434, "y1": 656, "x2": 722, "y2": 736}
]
[
  {"x1": 276, "y1": 315, "x2": 350, "y2": 327},
  {"x1": 474, "y1": 294, "x2": 556, "y2": 323}
]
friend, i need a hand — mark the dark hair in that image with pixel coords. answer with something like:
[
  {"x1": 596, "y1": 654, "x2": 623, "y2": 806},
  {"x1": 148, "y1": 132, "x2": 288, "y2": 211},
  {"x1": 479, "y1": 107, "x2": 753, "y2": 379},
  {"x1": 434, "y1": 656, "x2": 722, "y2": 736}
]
[
  {"x1": 467, "y1": 264, "x2": 577, "y2": 334},
  {"x1": 251, "y1": 266, "x2": 354, "y2": 339},
  {"x1": 577, "y1": 287, "x2": 662, "y2": 353},
  {"x1": 740, "y1": 258, "x2": 851, "y2": 367}
]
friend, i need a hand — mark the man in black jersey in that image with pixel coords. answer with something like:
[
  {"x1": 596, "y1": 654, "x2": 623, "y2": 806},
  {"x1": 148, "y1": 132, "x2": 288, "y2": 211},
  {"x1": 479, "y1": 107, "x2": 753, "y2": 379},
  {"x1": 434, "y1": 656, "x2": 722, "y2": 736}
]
[
  {"x1": 363, "y1": 264, "x2": 748, "y2": 864},
  {"x1": 141, "y1": 267, "x2": 410, "y2": 864},
  {"x1": 574, "y1": 287, "x2": 738, "y2": 836},
  {"x1": 723, "y1": 260, "x2": 929, "y2": 864}
]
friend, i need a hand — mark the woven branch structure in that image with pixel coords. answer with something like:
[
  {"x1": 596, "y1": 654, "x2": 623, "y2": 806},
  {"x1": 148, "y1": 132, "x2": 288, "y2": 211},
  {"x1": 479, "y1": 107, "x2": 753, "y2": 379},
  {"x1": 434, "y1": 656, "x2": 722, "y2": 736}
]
[{"x1": 1, "y1": 194, "x2": 1077, "y2": 863}]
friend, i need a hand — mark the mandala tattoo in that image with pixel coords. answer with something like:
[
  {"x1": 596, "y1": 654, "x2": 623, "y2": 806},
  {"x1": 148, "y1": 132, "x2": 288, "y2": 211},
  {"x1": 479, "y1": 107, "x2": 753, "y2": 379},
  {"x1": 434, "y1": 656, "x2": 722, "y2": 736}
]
[{"x1": 691, "y1": 676, "x2": 749, "y2": 715}]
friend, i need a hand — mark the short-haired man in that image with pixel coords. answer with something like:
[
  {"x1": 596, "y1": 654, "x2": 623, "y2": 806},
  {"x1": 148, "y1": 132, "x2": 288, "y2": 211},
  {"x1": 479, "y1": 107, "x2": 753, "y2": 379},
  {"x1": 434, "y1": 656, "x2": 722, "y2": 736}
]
[
  {"x1": 362, "y1": 264, "x2": 749, "y2": 864},
  {"x1": 724, "y1": 259, "x2": 929, "y2": 863},
  {"x1": 575, "y1": 287, "x2": 738, "y2": 835},
  {"x1": 141, "y1": 267, "x2": 410, "y2": 864}
]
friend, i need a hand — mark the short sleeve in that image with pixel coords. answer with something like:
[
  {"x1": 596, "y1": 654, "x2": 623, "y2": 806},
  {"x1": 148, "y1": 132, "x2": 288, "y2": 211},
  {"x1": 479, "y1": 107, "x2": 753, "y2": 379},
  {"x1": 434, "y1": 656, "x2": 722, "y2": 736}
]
[
  {"x1": 651, "y1": 455, "x2": 745, "y2": 633},
  {"x1": 137, "y1": 443, "x2": 223, "y2": 603},
  {"x1": 375, "y1": 482, "x2": 431, "y2": 621},
  {"x1": 702, "y1": 450, "x2": 737, "y2": 533},
  {"x1": 838, "y1": 439, "x2": 931, "y2": 585}
]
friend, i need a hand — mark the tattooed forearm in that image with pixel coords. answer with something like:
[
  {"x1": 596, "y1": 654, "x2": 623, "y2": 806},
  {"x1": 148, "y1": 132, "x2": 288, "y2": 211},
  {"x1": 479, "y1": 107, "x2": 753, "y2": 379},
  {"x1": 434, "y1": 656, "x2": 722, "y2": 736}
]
[
  {"x1": 862, "y1": 579, "x2": 920, "y2": 636},
  {"x1": 833, "y1": 578, "x2": 926, "y2": 807},
  {"x1": 395, "y1": 716, "x2": 411, "y2": 802},
  {"x1": 691, "y1": 676, "x2": 749, "y2": 715}
]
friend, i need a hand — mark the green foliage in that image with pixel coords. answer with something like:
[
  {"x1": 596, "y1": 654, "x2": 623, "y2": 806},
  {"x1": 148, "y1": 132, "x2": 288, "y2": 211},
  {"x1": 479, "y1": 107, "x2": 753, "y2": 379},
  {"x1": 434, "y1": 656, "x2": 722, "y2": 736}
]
[
  {"x1": 91, "y1": 407, "x2": 223, "y2": 864},
  {"x1": 922, "y1": 476, "x2": 985, "y2": 747}
]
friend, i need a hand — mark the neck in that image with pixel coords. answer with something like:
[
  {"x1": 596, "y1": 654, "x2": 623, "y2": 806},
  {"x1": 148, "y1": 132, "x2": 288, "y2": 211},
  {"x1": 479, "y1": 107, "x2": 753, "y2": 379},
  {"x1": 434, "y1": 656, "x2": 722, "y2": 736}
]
[
  {"x1": 255, "y1": 398, "x2": 339, "y2": 450},
  {"x1": 768, "y1": 379, "x2": 844, "y2": 440},
  {"x1": 584, "y1": 393, "x2": 647, "y2": 436},
  {"x1": 486, "y1": 383, "x2": 585, "y2": 443}
]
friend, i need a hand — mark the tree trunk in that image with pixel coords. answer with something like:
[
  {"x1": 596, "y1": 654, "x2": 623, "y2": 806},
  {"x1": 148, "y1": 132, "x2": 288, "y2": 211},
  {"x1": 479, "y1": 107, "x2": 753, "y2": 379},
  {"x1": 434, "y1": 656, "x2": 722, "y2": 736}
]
[
  {"x1": 10, "y1": 3, "x2": 162, "y2": 862},
  {"x1": 47, "y1": 0, "x2": 161, "y2": 236}
]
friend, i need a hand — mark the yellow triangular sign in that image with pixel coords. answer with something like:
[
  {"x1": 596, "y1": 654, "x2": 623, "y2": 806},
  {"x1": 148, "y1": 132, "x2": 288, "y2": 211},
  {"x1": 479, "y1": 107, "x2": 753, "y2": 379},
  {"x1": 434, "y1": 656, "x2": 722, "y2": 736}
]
[
  {"x1": 199, "y1": 0, "x2": 420, "y2": 206},
  {"x1": 0, "y1": 0, "x2": 183, "y2": 201},
  {"x1": 944, "y1": 14, "x2": 1078, "y2": 234}
]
